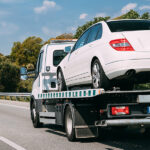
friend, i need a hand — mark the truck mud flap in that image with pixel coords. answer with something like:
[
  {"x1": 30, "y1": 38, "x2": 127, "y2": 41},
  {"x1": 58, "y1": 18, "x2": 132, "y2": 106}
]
[{"x1": 75, "y1": 126, "x2": 98, "y2": 138}]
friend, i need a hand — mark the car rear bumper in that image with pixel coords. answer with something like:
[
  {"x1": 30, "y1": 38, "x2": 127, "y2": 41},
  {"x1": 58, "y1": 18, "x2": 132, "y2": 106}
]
[{"x1": 106, "y1": 59, "x2": 150, "y2": 80}]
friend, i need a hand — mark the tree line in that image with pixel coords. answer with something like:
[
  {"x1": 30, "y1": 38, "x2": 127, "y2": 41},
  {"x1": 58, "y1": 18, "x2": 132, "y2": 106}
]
[{"x1": 0, "y1": 10, "x2": 150, "y2": 92}]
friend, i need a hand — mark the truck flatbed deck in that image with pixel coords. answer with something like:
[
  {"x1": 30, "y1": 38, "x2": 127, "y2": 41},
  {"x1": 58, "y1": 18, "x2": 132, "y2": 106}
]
[{"x1": 37, "y1": 89, "x2": 150, "y2": 100}]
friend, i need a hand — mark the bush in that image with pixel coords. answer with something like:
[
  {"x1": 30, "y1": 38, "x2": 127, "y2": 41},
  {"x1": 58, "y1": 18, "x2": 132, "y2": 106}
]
[{"x1": 0, "y1": 62, "x2": 20, "y2": 92}]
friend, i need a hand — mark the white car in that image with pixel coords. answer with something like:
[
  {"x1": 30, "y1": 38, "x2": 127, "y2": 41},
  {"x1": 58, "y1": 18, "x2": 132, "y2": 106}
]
[{"x1": 57, "y1": 19, "x2": 150, "y2": 91}]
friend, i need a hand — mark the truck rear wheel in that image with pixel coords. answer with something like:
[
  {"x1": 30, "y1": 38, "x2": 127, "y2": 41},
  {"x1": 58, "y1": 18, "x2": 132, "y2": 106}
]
[
  {"x1": 65, "y1": 106, "x2": 75, "y2": 141},
  {"x1": 31, "y1": 100, "x2": 42, "y2": 128}
]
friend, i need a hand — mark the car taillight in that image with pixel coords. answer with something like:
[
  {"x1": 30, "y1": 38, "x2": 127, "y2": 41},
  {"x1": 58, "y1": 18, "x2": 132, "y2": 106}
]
[
  {"x1": 111, "y1": 106, "x2": 129, "y2": 115},
  {"x1": 109, "y1": 39, "x2": 134, "y2": 51}
]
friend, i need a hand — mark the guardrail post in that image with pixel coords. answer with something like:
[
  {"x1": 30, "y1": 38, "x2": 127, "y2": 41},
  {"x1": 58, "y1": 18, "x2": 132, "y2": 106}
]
[{"x1": 15, "y1": 96, "x2": 18, "y2": 101}]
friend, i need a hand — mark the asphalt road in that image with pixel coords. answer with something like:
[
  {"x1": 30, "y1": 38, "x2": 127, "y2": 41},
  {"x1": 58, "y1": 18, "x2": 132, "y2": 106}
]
[{"x1": 0, "y1": 100, "x2": 150, "y2": 150}]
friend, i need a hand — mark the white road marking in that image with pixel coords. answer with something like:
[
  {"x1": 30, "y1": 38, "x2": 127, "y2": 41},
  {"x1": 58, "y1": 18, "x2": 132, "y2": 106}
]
[
  {"x1": 0, "y1": 136, "x2": 26, "y2": 150},
  {"x1": 0, "y1": 103, "x2": 29, "y2": 110}
]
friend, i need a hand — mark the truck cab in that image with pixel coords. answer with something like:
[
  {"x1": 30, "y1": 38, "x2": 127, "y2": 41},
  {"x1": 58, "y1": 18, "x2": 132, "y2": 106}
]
[{"x1": 21, "y1": 39, "x2": 76, "y2": 97}]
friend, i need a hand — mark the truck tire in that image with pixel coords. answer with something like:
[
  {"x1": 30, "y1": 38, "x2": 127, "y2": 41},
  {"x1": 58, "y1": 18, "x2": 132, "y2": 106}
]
[
  {"x1": 31, "y1": 100, "x2": 43, "y2": 128},
  {"x1": 57, "y1": 69, "x2": 67, "y2": 91},
  {"x1": 92, "y1": 59, "x2": 110, "y2": 90},
  {"x1": 65, "y1": 106, "x2": 75, "y2": 141}
]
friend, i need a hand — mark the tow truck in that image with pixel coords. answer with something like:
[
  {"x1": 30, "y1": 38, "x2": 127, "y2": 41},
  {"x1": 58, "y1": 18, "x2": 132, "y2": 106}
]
[{"x1": 20, "y1": 39, "x2": 150, "y2": 141}]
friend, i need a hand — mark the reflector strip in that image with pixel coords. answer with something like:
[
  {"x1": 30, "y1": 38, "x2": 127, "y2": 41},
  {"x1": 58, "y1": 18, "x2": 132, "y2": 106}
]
[{"x1": 37, "y1": 89, "x2": 104, "y2": 99}]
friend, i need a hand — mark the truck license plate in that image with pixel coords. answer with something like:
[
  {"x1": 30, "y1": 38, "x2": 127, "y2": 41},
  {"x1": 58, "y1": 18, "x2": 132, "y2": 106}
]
[{"x1": 138, "y1": 95, "x2": 150, "y2": 103}]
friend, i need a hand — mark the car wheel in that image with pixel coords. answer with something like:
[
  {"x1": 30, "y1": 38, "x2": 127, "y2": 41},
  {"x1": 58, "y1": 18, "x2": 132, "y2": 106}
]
[
  {"x1": 31, "y1": 100, "x2": 43, "y2": 128},
  {"x1": 65, "y1": 106, "x2": 76, "y2": 141},
  {"x1": 92, "y1": 59, "x2": 110, "y2": 89},
  {"x1": 57, "y1": 69, "x2": 67, "y2": 91}
]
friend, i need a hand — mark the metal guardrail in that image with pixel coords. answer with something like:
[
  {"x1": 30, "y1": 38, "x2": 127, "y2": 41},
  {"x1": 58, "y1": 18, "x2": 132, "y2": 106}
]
[
  {"x1": 0, "y1": 92, "x2": 31, "y2": 101},
  {"x1": 0, "y1": 92, "x2": 31, "y2": 96}
]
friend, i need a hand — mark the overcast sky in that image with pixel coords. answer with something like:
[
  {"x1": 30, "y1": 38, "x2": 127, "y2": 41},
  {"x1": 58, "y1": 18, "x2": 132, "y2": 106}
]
[{"x1": 0, "y1": 0, "x2": 150, "y2": 55}]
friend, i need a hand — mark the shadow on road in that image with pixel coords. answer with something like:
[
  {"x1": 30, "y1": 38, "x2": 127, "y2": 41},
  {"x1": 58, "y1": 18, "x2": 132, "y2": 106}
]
[
  {"x1": 80, "y1": 128, "x2": 150, "y2": 150},
  {"x1": 45, "y1": 125, "x2": 150, "y2": 150},
  {"x1": 45, "y1": 124, "x2": 66, "y2": 138}
]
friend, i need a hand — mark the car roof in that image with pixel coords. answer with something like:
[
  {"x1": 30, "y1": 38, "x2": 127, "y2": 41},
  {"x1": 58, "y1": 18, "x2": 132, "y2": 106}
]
[{"x1": 107, "y1": 19, "x2": 150, "y2": 22}]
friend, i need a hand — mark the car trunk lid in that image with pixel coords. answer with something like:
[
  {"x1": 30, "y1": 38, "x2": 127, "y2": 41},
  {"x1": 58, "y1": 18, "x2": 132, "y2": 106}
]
[{"x1": 122, "y1": 31, "x2": 150, "y2": 51}]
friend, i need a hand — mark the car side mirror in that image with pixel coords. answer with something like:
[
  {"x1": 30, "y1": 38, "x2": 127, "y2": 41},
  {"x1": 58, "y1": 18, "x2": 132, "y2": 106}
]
[
  {"x1": 20, "y1": 67, "x2": 28, "y2": 80},
  {"x1": 64, "y1": 46, "x2": 72, "y2": 53}
]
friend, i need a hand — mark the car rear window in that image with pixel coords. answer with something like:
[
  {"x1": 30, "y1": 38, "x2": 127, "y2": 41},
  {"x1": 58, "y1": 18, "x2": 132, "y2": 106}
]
[
  {"x1": 107, "y1": 20, "x2": 150, "y2": 32},
  {"x1": 53, "y1": 50, "x2": 67, "y2": 67}
]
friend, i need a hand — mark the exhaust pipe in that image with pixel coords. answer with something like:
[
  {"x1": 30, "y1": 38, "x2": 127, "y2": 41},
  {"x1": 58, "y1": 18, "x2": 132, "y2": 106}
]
[
  {"x1": 125, "y1": 69, "x2": 136, "y2": 77},
  {"x1": 95, "y1": 118, "x2": 150, "y2": 127}
]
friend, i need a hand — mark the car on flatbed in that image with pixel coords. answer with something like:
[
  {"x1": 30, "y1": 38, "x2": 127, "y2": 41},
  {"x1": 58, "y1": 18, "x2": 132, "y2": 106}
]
[{"x1": 57, "y1": 19, "x2": 150, "y2": 91}]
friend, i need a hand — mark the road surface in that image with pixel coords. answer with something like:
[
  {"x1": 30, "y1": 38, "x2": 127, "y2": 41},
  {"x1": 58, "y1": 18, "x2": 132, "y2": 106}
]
[{"x1": 0, "y1": 100, "x2": 149, "y2": 150}]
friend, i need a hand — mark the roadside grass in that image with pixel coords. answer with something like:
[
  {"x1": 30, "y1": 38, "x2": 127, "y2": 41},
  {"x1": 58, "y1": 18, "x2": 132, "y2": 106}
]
[{"x1": 0, "y1": 96, "x2": 30, "y2": 102}]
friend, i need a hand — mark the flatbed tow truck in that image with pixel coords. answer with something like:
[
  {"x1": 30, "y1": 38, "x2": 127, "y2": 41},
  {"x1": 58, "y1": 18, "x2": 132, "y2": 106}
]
[
  {"x1": 20, "y1": 39, "x2": 150, "y2": 141},
  {"x1": 31, "y1": 88, "x2": 150, "y2": 141}
]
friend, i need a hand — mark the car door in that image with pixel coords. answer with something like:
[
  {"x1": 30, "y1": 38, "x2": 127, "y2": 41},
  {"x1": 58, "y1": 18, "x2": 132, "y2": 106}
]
[
  {"x1": 66, "y1": 24, "x2": 102, "y2": 86},
  {"x1": 81, "y1": 24, "x2": 103, "y2": 80},
  {"x1": 64, "y1": 29, "x2": 91, "y2": 85},
  {"x1": 32, "y1": 51, "x2": 44, "y2": 96}
]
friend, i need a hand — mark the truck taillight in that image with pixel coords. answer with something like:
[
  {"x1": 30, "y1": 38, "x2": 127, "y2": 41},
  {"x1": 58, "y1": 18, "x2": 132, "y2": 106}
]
[
  {"x1": 109, "y1": 39, "x2": 134, "y2": 51},
  {"x1": 111, "y1": 106, "x2": 129, "y2": 115}
]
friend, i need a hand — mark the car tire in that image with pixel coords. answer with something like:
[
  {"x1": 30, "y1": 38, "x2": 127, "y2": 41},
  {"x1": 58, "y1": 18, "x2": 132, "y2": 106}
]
[
  {"x1": 57, "y1": 69, "x2": 67, "y2": 91},
  {"x1": 31, "y1": 100, "x2": 43, "y2": 128},
  {"x1": 92, "y1": 59, "x2": 110, "y2": 89},
  {"x1": 65, "y1": 106, "x2": 76, "y2": 141}
]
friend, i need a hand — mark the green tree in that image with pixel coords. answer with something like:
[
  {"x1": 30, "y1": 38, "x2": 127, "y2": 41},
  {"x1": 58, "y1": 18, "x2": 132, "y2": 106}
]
[
  {"x1": 141, "y1": 12, "x2": 150, "y2": 19},
  {"x1": 11, "y1": 36, "x2": 43, "y2": 67},
  {"x1": 113, "y1": 10, "x2": 150, "y2": 20},
  {"x1": 44, "y1": 33, "x2": 74, "y2": 45},
  {"x1": 74, "y1": 16, "x2": 110, "y2": 39},
  {"x1": 121, "y1": 10, "x2": 140, "y2": 19},
  {"x1": 56, "y1": 33, "x2": 74, "y2": 39},
  {"x1": 0, "y1": 61, "x2": 20, "y2": 92}
]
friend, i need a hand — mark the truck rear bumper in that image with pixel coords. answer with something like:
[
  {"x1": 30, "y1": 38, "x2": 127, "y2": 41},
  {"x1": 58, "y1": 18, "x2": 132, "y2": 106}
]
[{"x1": 95, "y1": 118, "x2": 150, "y2": 127}]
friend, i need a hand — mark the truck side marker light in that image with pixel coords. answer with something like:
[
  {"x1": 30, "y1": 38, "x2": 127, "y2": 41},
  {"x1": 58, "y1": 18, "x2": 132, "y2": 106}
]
[{"x1": 100, "y1": 109, "x2": 105, "y2": 114}]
